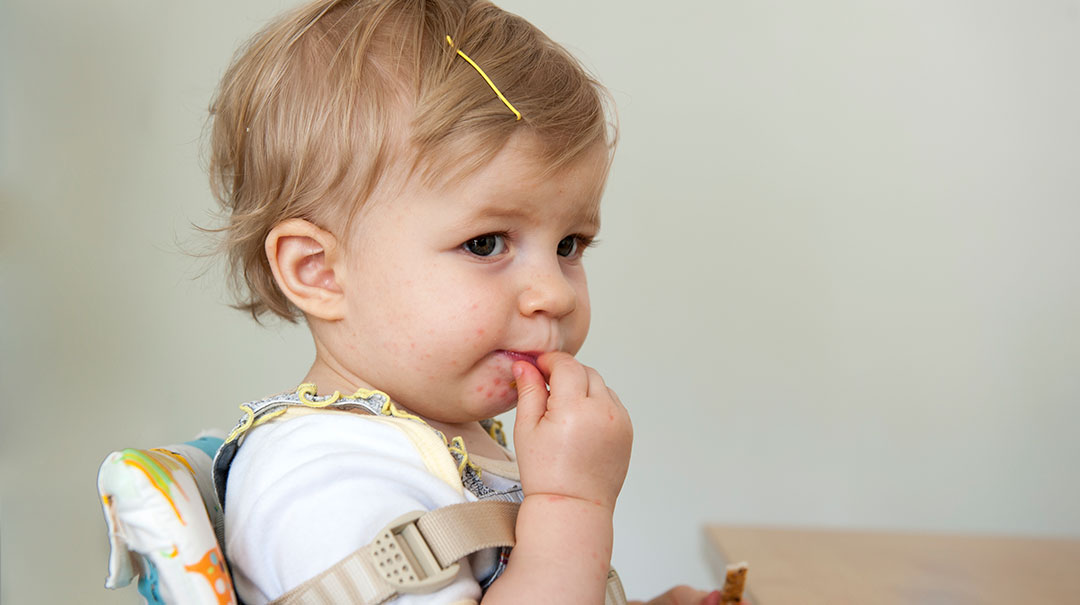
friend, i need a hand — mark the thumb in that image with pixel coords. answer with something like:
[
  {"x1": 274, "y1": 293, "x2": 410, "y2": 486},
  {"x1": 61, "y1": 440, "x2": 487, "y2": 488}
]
[{"x1": 512, "y1": 361, "x2": 548, "y2": 430}]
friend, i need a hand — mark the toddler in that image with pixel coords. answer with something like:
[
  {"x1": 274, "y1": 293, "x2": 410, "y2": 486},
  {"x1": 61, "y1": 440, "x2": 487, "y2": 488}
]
[{"x1": 207, "y1": 1, "x2": 722, "y2": 603}]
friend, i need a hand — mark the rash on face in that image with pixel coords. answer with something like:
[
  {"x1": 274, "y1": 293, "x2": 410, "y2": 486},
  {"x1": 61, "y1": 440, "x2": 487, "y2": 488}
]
[{"x1": 480, "y1": 375, "x2": 513, "y2": 402}]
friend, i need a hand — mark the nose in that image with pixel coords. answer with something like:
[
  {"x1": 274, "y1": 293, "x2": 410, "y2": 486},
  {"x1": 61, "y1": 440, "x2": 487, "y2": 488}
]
[{"x1": 518, "y1": 261, "x2": 578, "y2": 318}]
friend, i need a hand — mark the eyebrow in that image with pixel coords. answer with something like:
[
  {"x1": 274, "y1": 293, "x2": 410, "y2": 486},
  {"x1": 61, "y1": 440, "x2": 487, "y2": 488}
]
[{"x1": 462, "y1": 200, "x2": 601, "y2": 230}]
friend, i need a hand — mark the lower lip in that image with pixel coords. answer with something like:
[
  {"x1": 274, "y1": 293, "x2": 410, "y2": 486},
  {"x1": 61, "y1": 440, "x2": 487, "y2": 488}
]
[{"x1": 500, "y1": 350, "x2": 539, "y2": 366}]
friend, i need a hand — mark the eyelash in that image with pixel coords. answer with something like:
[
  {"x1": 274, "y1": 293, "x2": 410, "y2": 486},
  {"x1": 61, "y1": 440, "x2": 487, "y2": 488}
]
[
  {"x1": 561, "y1": 234, "x2": 596, "y2": 259},
  {"x1": 461, "y1": 233, "x2": 596, "y2": 260}
]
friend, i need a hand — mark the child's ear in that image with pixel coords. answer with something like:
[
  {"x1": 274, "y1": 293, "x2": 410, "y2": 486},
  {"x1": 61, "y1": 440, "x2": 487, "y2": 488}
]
[{"x1": 265, "y1": 219, "x2": 347, "y2": 321}]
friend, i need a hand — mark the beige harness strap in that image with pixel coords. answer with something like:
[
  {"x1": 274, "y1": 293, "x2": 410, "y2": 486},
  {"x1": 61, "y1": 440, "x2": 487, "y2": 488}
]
[
  {"x1": 417, "y1": 501, "x2": 519, "y2": 569},
  {"x1": 271, "y1": 500, "x2": 627, "y2": 604},
  {"x1": 605, "y1": 568, "x2": 628, "y2": 605},
  {"x1": 273, "y1": 501, "x2": 516, "y2": 604}
]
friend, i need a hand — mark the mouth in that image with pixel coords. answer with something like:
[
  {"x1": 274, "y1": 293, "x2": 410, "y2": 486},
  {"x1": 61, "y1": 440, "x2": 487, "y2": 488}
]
[{"x1": 498, "y1": 350, "x2": 541, "y2": 366}]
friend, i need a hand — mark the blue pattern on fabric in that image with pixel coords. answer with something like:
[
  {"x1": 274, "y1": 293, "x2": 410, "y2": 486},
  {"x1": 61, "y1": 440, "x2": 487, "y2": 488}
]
[
  {"x1": 137, "y1": 557, "x2": 165, "y2": 604},
  {"x1": 185, "y1": 436, "x2": 224, "y2": 460}
]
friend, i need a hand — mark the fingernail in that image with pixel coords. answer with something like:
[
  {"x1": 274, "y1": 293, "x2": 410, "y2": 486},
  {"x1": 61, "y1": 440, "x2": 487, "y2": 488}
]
[{"x1": 512, "y1": 365, "x2": 523, "y2": 379}]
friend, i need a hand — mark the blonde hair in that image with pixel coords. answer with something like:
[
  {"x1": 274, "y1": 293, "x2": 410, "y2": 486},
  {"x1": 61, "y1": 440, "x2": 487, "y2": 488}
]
[{"x1": 208, "y1": 0, "x2": 615, "y2": 321}]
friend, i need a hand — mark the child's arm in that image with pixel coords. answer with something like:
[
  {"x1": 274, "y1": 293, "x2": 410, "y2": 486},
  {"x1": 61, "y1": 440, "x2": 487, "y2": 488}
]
[{"x1": 482, "y1": 352, "x2": 633, "y2": 604}]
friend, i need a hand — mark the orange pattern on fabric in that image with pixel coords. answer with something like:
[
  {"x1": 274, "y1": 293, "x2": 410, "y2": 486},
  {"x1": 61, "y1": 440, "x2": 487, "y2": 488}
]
[
  {"x1": 151, "y1": 448, "x2": 197, "y2": 478},
  {"x1": 184, "y1": 547, "x2": 237, "y2": 605}
]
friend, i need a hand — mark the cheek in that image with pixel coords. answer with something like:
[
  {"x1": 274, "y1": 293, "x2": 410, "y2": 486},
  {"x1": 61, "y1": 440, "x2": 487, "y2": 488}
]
[
  {"x1": 445, "y1": 282, "x2": 503, "y2": 333},
  {"x1": 415, "y1": 287, "x2": 502, "y2": 357},
  {"x1": 567, "y1": 283, "x2": 592, "y2": 352},
  {"x1": 579, "y1": 291, "x2": 591, "y2": 331},
  {"x1": 405, "y1": 272, "x2": 476, "y2": 327}
]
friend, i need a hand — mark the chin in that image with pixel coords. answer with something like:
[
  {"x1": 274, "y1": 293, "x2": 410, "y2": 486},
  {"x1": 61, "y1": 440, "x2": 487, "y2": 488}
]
[
  {"x1": 468, "y1": 388, "x2": 518, "y2": 419},
  {"x1": 484, "y1": 392, "x2": 520, "y2": 415}
]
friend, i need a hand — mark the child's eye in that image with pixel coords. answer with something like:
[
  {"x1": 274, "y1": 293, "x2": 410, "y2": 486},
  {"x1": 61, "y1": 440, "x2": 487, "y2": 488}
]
[
  {"x1": 557, "y1": 235, "x2": 590, "y2": 258},
  {"x1": 463, "y1": 234, "x2": 507, "y2": 257}
]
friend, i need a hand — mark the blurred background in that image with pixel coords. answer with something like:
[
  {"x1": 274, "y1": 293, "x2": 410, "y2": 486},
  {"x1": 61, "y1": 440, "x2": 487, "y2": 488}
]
[{"x1": 2, "y1": 0, "x2": 1078, "y2": 602}]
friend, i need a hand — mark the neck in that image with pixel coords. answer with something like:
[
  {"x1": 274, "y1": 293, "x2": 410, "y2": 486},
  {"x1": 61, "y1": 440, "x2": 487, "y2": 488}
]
[
  {"x1": 302, "y1": 334, "x2": 507, "y2": 458},
  {"x1": 302, "y1": 352, "x2": 506, "y2": 458},
  {"x1": 302, "y1": 354, "x2": 374, "y2": 398}
]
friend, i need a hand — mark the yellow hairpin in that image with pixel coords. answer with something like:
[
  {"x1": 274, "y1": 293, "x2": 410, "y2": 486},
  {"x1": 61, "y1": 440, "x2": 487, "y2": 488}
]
[{"x1": 446, "y1": 35, "x2": 522, "y2": 121}]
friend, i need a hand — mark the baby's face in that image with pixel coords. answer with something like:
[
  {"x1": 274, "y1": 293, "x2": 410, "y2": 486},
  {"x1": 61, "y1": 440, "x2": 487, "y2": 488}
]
[{"x1": 332, "y1": 133, "x2": 608, "y2": 424}]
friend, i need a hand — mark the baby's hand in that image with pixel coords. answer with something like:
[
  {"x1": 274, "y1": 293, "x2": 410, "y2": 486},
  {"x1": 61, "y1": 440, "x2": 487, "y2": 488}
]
[{"x1": 512, "y1": 352, "x2": 633, "y2": 509}]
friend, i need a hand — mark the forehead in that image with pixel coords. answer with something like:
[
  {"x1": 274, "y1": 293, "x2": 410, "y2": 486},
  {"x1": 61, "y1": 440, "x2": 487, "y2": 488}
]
[
  {"x1": 437, "y1": 133, "x2": 609, "y2": 225},
  {"x1": 348, "y1": 131, "x2": 610, "y2": 243}
]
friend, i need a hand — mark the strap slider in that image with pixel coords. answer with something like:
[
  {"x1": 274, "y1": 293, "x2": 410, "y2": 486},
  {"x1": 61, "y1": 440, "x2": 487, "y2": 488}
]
[{"x1": 371, "y1": 511, "x2": 461, "y2": 594}]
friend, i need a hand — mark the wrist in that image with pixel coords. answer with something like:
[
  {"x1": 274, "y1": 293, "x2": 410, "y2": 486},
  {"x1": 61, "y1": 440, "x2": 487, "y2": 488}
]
[
  {"x1": 486, "y1": 489, "x2": 615, "y2": 603},
  {"x1": 521, "y1": 491, "x2": 617, "y2": 514}
]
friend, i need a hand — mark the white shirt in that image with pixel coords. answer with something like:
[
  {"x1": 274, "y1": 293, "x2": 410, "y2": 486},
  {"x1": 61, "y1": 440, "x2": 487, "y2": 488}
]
[{"x1": 224, "y1": 410, "x2": 519, "y2": 605}]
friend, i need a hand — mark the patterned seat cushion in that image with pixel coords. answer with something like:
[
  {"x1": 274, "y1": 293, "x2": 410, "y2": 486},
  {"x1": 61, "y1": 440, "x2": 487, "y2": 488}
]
[{"x1": 98, "y1": 433, "x2": 237, "y2": 604}]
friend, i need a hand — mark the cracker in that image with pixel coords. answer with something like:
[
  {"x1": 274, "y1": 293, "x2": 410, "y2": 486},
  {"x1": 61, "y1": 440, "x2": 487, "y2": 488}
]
[{"x1": 720, "y1": 561, "x2": 748, "y2": 604}]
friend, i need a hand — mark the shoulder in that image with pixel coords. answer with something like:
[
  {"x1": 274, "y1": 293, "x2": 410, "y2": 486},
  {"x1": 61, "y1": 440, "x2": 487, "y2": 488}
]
[
  {"x1": 229, "y1": 411, "x2": 465, "y2": 503},
  {"x1": 224, "y1": 411, "x2": 478, "y2": 603}
]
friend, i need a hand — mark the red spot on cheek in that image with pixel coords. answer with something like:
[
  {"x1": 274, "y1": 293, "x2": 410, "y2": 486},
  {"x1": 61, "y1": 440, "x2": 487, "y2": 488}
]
[
  {"x1": 476, "y1": 328, "x2": 485, "y2": 336},
  {"x1": 497, "y1": 388, "x2": 508, "y2": 398},
  {"x1": 476, "y1": 385, "x2": 484, "y2": 392},
  {"x1": 493, "y1": 377, "x2": 503, "y2": 386}
]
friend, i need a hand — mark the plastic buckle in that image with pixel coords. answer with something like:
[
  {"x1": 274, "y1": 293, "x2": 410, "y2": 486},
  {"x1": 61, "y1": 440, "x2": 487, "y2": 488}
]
[{"x1": 370, "y1": 511, "x2": 461, "y2": 594}]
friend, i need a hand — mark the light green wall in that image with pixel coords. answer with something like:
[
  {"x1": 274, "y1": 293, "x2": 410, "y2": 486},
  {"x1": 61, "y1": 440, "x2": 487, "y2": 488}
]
[{"x1": 2, "y1": 1, "x2": 1078, "y2": 602}]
